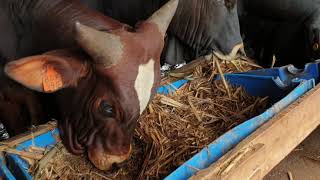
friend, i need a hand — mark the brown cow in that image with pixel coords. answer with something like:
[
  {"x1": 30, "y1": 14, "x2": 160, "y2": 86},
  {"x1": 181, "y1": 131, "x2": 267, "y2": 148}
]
[{"x1": 3, "y1": 0, "x2": 178, "y2": 170}]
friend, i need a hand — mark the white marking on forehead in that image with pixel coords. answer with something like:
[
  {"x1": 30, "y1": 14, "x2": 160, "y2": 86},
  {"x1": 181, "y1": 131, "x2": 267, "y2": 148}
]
[{"x1": 134, "y1": 59, "x2": 155, "y2": 114}]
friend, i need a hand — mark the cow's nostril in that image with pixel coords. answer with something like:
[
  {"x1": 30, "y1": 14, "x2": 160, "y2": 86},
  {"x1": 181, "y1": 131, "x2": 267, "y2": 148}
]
[
  {"x1": 111, "y1": 161, "x2": 127, "y2": 170},
  {"x1": 313, "y1": 43, "x2": 319, "y2": 51},
  {"x1": 110, "y1": 163, "x2": 117, "y2": 170},
  {"x1": 111, "y1": 162, "x2": 121, "y2": 171}
]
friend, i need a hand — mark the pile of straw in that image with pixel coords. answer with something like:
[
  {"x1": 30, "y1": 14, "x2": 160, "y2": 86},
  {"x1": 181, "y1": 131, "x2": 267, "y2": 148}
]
[{"x1": 133, "y1": 57, "x2": 268, "y2": 179}]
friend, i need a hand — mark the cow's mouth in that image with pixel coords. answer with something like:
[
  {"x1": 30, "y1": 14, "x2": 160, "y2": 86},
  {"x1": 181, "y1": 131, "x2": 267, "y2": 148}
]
[
  {"x1": 60, "y1": 121, "x2": 131, "y2": 170},
  {"x1": 209, "y1": 43, "x2": 245, "y2": 61},
  {"x1": 87, "y1": 144, "x2": 132, "y2": 170}
]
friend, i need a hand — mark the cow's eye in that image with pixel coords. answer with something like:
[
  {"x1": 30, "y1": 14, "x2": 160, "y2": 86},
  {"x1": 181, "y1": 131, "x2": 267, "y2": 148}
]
[{"x1": 100, "y1": 101, "x2": 113, "y2": 117}]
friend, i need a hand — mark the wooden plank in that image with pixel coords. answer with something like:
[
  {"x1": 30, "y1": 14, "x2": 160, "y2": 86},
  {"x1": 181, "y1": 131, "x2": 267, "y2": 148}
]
[
  {"x1": 190, "y1": 83, "x2": 320, "y2": 180},
  {"x1": 169, "y1": 57, "x2": 208, "y2": 75}
]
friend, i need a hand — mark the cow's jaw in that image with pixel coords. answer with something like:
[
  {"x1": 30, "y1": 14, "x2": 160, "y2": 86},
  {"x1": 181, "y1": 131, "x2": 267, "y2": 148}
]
[{"x1": 134, "y1": 59, "x2": 155, "y2": 114}]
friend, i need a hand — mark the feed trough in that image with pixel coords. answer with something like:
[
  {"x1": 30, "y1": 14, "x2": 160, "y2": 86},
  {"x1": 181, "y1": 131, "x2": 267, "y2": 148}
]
[{"x1": 0, "y1": 61, "x2": 319, "y2": 180}]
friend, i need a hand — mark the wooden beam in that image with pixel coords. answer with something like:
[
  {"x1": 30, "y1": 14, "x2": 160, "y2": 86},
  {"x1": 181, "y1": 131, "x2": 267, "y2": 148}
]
[
  {"x1": 190, "y1": 83, "x2": 320, "y2": 180},
  {"x1": 169, "y1": 57, "x2": 208, "y2": 75}
]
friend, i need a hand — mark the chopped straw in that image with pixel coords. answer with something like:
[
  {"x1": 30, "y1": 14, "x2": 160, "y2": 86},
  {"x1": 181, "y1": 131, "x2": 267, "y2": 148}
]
[{"x1": 29, "y1": 54, "x2": 269, "y2": 179}]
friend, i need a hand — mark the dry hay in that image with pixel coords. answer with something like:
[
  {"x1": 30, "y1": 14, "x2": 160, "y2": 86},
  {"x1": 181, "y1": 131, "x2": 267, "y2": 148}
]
[
  {"x1": 28, "y1": 141, "x2": 145, "y2": 180},
  {"x1": 133, "y1": 57, "x2": 268, "y2": 179},
  {"x1": 161, "y1": 54, "x2": 261, "y2": 85},
  {"x1": 30, "y1": 56, "x2": 269, "y2": 179}
]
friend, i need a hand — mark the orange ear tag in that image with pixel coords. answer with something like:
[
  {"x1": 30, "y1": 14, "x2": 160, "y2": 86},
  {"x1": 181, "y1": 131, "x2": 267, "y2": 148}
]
[{"x1": 42, "y1": 65, "x2": 63, "y2": 93}]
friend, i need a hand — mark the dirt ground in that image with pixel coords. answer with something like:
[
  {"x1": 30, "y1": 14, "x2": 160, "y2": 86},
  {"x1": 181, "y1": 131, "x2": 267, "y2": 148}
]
[{"x1": 264, "y1": 126, "x2": 320, "y2": 180}]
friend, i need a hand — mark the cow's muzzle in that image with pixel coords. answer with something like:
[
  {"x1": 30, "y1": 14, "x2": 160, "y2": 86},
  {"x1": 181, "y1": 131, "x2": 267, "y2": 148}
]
[
  {"x1": 209, "y1": 43, "x2": 245, "y2": 61},
  {"x1": 88, "y1": 144, "x2": 132, "y2": 170}
]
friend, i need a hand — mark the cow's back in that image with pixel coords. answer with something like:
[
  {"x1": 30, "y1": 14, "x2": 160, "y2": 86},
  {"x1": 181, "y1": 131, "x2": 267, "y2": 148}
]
[
  {"x1": 0, "y1": 0, "x2": 63, "y2": 61},
  {"x1": 0, "y1": 2, "x2": 20, "y2": 62},
  {"x1": 100, "y1": 0, "x2": 164, "y2": 26}
]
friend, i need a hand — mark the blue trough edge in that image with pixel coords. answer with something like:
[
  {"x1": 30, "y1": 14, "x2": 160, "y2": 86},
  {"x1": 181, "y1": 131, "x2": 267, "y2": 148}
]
[
  {"x1": 164, "y1": 79, "x2": 315, "y2": 180},
  {"x1": 157, "y1": 79, "x2": 189, "y2": 95},
  {"x1": 0, "y1": 156, "x2": 16, "y2": 180},
  {"x1": 6, "y1": 129, "x2": 59, "y2": 180}
]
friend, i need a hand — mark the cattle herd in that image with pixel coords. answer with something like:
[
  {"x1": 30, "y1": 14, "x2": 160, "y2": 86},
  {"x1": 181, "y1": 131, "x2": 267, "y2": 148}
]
[{"x1": 0, "y1": 0, "x2": 319, "y2": 171}]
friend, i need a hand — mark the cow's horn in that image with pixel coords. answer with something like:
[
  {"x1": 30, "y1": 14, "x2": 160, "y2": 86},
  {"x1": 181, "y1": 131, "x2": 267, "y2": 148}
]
[
  {"x1": 146, "y1": 0, "x2": 179, "y2": 37},
  {"x1": 74, "y1": 22, "x2": 123, "y2": 68}
]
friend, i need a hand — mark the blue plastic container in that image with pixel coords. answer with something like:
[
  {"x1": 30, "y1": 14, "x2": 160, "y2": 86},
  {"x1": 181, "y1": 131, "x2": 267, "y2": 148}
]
[{"x1": 1, "y1": 61, "x2": 320, "y2": 180}]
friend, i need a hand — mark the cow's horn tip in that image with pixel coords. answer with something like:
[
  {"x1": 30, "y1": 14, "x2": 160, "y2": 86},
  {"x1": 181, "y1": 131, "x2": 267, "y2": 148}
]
[
  {"x1": 168, "y1": 0, "x2": 179, "y2": 8},
  {"x1": 75, "y1": 21, "x2": 86, "y2": 32}
]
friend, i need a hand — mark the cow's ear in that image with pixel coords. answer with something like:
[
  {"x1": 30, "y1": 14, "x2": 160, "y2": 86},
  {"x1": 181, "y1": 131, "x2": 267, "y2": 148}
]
[{"x1": 4, "y1": 54, "x2": 88, "y2": 93}]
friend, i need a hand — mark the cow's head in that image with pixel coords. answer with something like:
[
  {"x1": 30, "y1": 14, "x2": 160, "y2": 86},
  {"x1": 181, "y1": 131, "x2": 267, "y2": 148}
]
[
  {"x1": 171, "y1": 0, "x2": 243, "y2": 61},
  {"x1": 211, "y1": 0, "x2": 243, "y2": 60},
  {"x1": 4, "y1": 0, "x2": 178, "y2": 170}
]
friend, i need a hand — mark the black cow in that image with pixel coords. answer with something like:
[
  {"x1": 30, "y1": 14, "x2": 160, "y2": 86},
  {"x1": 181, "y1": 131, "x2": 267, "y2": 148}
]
[
  {"x1": 238, "y1": 0, "x2": 320, "y2": 68},
  {"x1": 80, "y1": 0, "x2": 243, "y2": 66},
  {"x1": 92, "y1": 0, "x2": 320, "y2": 68}
]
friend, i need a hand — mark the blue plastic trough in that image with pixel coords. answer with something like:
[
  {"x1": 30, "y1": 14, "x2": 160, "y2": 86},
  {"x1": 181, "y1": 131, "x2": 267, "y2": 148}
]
[{"x1": 1, "y1": 61, "x2": 320, "y2": 180}]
